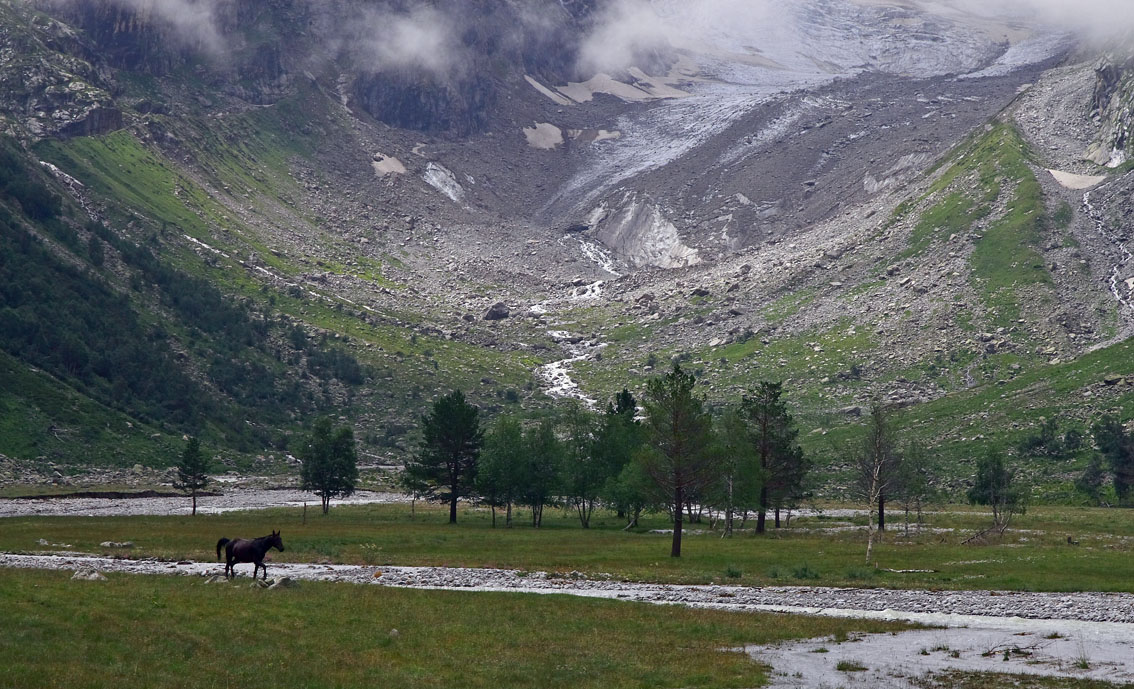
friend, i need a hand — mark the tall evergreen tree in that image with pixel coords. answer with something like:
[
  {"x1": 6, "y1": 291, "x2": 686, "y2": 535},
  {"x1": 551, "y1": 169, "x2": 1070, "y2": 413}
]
[
  {"x1": 174, "y1": 436, "x2": 211, "y2": 516},
  {"x1": 408, "y1": 390, "x2": 482, "y2": 523},
  {"x1": 641, "y1": 364, "x2": 716, "y2": 557},
  {"x1": 739, "y1": 382, "x2": 808, "y2": 533},
  {"x1": 299, "y1": 417, "x2": 359, "y2": 514},
  {"x1": 596, "y1": 389, "x2": 645, "y2": 513}
]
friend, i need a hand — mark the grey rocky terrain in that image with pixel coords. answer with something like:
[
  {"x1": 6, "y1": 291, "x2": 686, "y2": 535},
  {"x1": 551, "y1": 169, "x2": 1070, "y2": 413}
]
[{"x1": 3, "y1": 553, "x2": 1134, "y2": 625}]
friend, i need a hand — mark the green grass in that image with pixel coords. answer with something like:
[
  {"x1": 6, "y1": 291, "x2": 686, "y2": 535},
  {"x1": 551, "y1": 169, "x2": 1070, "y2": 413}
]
[
  {"x1": 900, "y1": 192, "x2": 981, "y2": 259},
  {"x1": 0, "y1": 567, "x2": 909, "y2": 689},
  {"x1": 0, "y1": 350, "x2": 179, "y2": 468},
  {"x1": 912, "y1": 671, "x2": 1126, "y2": 689},
  {"x1": 35, "y1": 131, "x2": 226, "y2": 247},
  {"x1": 836, "y1": 659, "x2": 868, "y2": 672},
  {"x1": 763, "y1": 289, "x2": 817, "y2": 326},
  {"x1": 5, "y1": 502, "x2": 1134, "y2": 593}
]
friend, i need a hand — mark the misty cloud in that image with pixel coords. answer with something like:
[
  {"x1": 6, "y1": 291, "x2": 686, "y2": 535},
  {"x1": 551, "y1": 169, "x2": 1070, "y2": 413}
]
[
  {"x1": 577, "y1": 0, "x2": 1134, "y2": 76},
  {"x1": 83, "y1": 0, "x2": 224, "y2": 53},
  {"x1": 577, "y1": 0, "x2": 671, "y2": 74},
  {"x1": 349, "y1": 5, "x2": 460, "y2": 76},
  {"x1": 1002, "y1": 0, "x2": 1134, "y2": 38}
]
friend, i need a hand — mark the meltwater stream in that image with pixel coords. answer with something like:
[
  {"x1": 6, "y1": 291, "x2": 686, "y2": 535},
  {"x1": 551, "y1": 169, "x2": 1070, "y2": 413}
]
[
  {"x1": 534, "y1": 236, "x2": 621, "y2": 407},
  {"x1": 1083, "y1": 176, "x2": 1134, "y2": 313}
]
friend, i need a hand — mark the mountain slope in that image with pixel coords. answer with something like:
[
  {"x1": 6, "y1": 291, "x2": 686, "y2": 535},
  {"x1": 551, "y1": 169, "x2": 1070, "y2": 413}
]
[{"x1": 0, "y1": 0, "x2": 1132, "y2": 494}]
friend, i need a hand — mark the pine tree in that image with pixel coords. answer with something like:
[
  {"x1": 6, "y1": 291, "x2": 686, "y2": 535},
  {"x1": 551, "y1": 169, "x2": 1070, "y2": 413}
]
[
  {"x1": 407, "y1": 390, "x2": 482, "y2": 523},
  {"x1": 640, "y1": 364, "x2": 716, "y2": 557},
  {"x1": 739, "y1": 381, "x2": 809, "y2": 532},
  {"x1": 174, "y1": 437, "x2": 211, "y2": 516}
]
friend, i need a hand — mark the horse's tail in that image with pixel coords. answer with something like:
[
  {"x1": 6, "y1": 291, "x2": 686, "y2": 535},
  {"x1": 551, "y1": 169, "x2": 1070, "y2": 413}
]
[{"x1": 216, "y1": 538, "x2": 230, "y2": 560}]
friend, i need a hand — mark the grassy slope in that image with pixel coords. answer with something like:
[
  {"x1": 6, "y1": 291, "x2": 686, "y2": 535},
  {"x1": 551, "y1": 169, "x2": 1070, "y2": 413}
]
[
  {"x1": 3, "y1": 90, "x2": 541, "y2": 465},
  {"x1": 569, "y1": 121, "x2": 1131, "y2": 495},
  {"x1": 5, "y1": 58, "x2": 1131, "y2": 497}
]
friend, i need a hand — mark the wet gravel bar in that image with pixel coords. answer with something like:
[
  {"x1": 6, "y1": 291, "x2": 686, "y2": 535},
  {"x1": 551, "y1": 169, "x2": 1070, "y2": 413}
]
[{"x1": 3, "y1": 554, "x2": 1132, "y2": 624}]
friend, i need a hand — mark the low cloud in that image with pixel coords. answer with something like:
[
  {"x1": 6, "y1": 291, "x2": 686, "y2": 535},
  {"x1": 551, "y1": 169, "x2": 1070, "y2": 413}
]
[
  {"x1": 348, "y1": 5, "x2": 460, "y2": 76},
  {"x1": 578, "y1": 0, "x2": 1134, "y2": 76},
  {"x1": 578, "y1": 0, "x2": 796, "y2": 74},
  {"x1": 577, "y1": 0, "x2": 672, "y2": 74},
  {"x1": 1008, "y1": 0, "x2": 1134, "y2": 38},
  {"x1": 78, "y1": 0, "x2": 225, "y2": 53}
]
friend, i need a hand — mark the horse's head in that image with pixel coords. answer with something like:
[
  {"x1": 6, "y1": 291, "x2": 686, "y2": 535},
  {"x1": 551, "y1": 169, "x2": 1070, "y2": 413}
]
[{"x1": 270, "y1": 530, "x2": 284, "y2": 552}]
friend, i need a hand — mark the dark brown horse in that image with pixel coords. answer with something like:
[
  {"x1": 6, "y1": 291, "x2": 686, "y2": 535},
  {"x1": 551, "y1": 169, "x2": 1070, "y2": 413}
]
[{"x1": 216, "y1": 531, "x2": 284, "y2": 580}]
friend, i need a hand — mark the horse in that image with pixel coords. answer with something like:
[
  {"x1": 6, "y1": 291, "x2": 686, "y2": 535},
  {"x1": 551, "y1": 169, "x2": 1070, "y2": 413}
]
[{"x1": 215, "y1": 530, "x2": 284, "y2": 580}]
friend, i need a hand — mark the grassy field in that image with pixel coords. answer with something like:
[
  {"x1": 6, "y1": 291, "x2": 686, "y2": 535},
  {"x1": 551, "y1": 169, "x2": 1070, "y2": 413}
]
[
  {"x1": 3, "y1": 502, "x2": 1132, "y2": 593},
  {"x1": 0, "y1": 567, "x2": 910, "y2": 689}
]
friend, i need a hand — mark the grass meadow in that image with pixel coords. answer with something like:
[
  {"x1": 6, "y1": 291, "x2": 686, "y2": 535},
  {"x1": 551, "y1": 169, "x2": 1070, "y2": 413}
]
[
  {"x1": 0, "y1": 568, "x2": 911, "y2": 689},
  {"x1": 2, "y1": 501, "x2": 1132, "y2": 592}
]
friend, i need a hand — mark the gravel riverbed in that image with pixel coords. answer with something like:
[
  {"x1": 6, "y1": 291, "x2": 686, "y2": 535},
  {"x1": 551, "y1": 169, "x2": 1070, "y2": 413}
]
[
  {"x1": 0, "y1": 489, "x2": 406, "y2": 517},
  {"x1": 3, "y1": 553, "x2": 1133, "y2": 626}
]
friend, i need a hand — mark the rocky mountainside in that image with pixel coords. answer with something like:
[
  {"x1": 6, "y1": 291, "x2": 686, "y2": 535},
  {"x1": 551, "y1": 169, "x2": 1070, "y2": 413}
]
[{"x1": 1, "y1": 0, "x2": 1133, "y2": 491}]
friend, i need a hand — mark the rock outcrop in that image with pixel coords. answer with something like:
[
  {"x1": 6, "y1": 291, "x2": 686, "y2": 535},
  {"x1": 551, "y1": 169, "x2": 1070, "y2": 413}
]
[{"x1": 1087, "y1": 54, "x2": 1134, "y2": 167}]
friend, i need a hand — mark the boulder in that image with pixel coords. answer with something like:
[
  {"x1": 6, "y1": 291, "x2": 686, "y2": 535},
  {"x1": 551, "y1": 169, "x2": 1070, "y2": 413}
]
[
  {"x1": 484, "y1": 302, "x2": 510, "y2": 321},
  {"x1": 71, "y1": 570, "x2": 107, "y2": 581}
]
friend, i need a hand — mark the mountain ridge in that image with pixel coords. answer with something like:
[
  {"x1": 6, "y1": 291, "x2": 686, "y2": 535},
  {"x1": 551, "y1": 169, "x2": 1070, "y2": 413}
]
[{"x1": 1, "y1": 0, "x2": 1132, "y2": 498}]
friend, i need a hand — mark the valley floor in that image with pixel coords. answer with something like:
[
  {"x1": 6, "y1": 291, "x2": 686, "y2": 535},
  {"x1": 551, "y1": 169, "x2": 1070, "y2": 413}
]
[{"x1": 2, "y1": 554, "x2": 1133, "y2": 686}]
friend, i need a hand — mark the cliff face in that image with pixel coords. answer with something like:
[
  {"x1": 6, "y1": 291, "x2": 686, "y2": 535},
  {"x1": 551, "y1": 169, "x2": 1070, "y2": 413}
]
[
  {"x1": 0, "y1": 2, "x2": 120, "y2": 138},
  {"x1": 26, "y1": 0, "x2": 586, "y2": 135},
  {"x1": 349, "y1": 2, "x2": 581, "y2": 136},
  {"x1": 1088, "y1": 54, "x2": 1134, "y2": 167}
]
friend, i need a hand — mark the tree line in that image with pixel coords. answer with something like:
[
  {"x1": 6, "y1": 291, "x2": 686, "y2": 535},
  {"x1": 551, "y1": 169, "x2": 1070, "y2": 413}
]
[
  {"x1": 403, "y1": 365, "x2": 811, "y2": 557},
  {"x1": 172, "y1": 364, "x2": 1134, "y2": 561}
]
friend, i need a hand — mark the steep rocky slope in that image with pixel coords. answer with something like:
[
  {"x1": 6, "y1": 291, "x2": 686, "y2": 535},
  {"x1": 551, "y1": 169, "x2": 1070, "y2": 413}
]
[{"x1": 0, "y1": 0, "x2": 1132, "y2": 489}]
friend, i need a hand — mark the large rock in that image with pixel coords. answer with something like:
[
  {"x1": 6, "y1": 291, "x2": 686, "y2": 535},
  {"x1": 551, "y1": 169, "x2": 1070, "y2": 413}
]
[{"x1": 484, "y1": 302, "x2": 510, "y2": 321}]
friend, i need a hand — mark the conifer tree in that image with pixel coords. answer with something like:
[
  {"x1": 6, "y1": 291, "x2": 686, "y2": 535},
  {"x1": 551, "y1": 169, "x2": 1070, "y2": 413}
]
[{"x1": 174, "y1": 436, "x2": 211, "y2": 516}]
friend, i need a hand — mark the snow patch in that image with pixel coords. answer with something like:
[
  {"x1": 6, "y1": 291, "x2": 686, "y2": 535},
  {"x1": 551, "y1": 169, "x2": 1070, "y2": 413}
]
[
  {"x1": 524, "y1": 74, "x2": 573, "y2": 106},
  {"x1": 523, "y1": 122, "x2": 565, "y2": 150},
  {"x1": 371, "y1": 153, "x2": 406, "y2": 176},
  {"x1": 1047, "y1": 169, "x2": 1106, "y2": 190},
  {"x1": 591, "y1": 194, "x2": 700, "y2": 269},
  {"x1": 556, "y1": 72, "x2": 689, "y2": 104},
  {"x1": 1108, "y1": 147, "x2": 1128, "y2": 169},
  {"x1": 422, "y1": 162, "x2": 464, "y2": 203}
]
